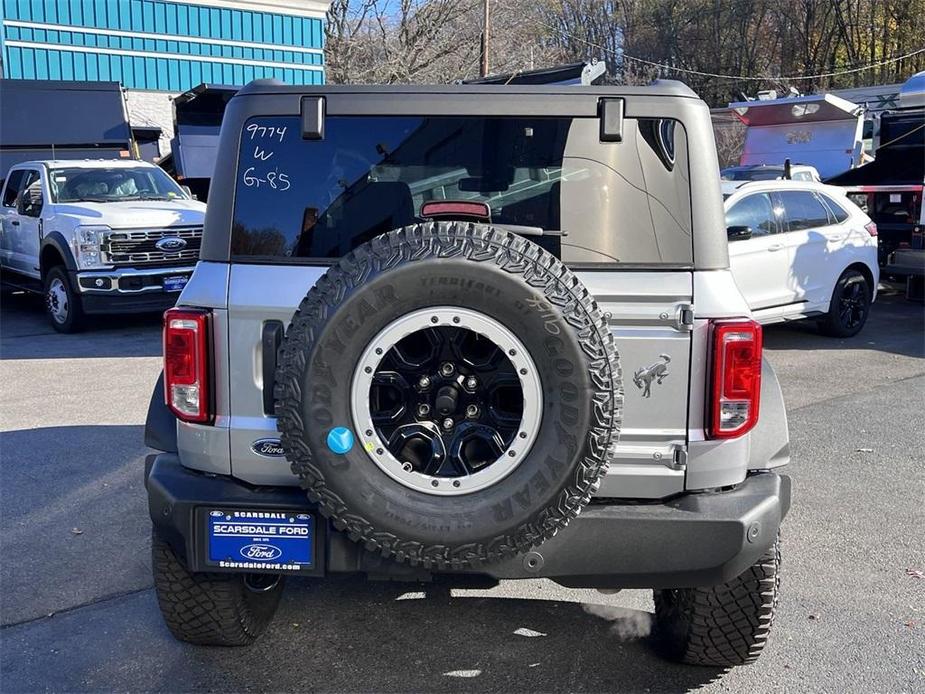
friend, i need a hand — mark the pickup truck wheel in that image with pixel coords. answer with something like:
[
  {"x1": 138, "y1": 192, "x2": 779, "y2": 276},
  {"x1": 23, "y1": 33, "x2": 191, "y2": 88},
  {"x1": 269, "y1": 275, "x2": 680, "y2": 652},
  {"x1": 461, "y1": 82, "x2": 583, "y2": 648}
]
[
  {"x1": 44, "y1": 265, "x2": 84, "y2": 333},
  {"x1": 819, "y1": 269, "x2": 870, "y2": 338},
  {"x1": 652, "y1": 535, "x2": 780, "y2": 667},
  {"x1": 151, "y1": 531, "x2": 284, "y2": 646},
  {"x1": 275, "y1": 221, "x2": 622, "y2": 569}
]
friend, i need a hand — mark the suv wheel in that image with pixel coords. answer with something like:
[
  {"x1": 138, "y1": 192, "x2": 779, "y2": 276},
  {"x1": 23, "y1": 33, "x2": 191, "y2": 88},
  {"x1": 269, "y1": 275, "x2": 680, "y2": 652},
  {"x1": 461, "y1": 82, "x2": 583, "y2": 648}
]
[
  {"x1": 652, "y1": 535, "x2": 780, "y2": 667},
  {"x1": 819, "y1": 269, "x2": 870, "y2": 338},
  {"x1": 275, "y1": 222, "x2": 622, "y2": 569},
  {"x1": 44, "y1": 265, "x2": 84, "y2": 333},
  {"x1": 151, "y1": 530, "x2": 285, "y2": 646}
]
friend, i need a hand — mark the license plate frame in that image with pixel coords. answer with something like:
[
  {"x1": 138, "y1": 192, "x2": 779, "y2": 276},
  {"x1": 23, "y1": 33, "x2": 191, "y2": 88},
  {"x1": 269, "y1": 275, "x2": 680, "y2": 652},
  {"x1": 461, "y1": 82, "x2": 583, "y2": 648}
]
[
  {"x1": 163, "y1": 275, "x2": 189, "y2": 293},
  {"x1": 201, "y1": 508, "x2": 316, "y2": 574}
]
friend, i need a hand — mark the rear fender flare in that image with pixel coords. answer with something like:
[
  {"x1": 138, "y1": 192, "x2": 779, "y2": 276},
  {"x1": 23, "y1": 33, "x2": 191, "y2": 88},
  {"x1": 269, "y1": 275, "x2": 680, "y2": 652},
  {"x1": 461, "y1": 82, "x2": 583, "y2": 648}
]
[{"x1": 748, "y1": 357, "x2": 790, "y2": 470}]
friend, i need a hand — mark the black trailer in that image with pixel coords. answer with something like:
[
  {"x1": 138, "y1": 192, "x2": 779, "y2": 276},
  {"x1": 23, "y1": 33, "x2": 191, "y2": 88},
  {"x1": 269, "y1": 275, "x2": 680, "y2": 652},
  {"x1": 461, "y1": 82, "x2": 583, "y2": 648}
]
[
  {"x1": 161, "y1": 83, "x2": 238, "y2": 202},
  {"x1": 0, "y1": 79, "x2": 137, "y2": 182}
]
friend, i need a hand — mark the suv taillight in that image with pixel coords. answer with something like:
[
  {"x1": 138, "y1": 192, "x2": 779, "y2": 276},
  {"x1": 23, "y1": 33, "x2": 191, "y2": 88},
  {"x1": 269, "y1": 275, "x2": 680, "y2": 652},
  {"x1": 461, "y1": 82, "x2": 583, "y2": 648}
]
[
  {"x1": 708, "y1": 319, "x2": 762, "y2": 439},
  {"x1": 864, "y1": 221, "x2": 878, "y2": 237},
  {"x1": 163, "y1": 307, "x2": 212, "y2": 424}
]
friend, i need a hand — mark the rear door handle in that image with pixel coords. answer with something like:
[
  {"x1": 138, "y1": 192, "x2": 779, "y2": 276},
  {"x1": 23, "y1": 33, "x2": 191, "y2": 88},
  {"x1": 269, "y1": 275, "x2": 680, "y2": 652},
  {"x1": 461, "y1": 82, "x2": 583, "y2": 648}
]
[
  {"x1": 767, "y1": 243, "x2": 783, "y2": 252},
  {"x1": 10, "y1": 220, "x2": 20, "y2": 226}
]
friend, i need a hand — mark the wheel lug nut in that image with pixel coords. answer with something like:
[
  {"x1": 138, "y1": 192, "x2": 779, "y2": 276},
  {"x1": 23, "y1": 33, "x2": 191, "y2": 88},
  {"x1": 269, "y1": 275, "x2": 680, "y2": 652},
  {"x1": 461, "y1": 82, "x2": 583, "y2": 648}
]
[
  {"x1": 440, "y1": 362, "x2": 455, "y2": 377},
  {"x1": 442, "y1": 417, "x2": 454, "y2": 430},
  {"x1": 465, "y1": 404, "x2": 479, "y2": 418},
  {"x1": 465, "y1": 376, "x2": 478, "y2": 390},
  {"x1": 418, "y1": 376, "x2": 431, "y2": 389},
  {"x1": 417, "y1": 403, "x2": 431, "y2": 417}
]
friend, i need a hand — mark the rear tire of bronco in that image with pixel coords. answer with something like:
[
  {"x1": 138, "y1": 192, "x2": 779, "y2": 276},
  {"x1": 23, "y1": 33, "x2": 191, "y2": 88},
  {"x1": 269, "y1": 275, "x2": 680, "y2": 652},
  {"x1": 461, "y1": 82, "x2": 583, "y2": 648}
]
[
  {"x1": 275, "y1": 222, "x2": 622, "y2": 569},
  {"x1": 652, "y1": 535, "x2": 780, "y2": 667},
  {"x1": 151, "y1": 531, "x2": 285, "y2": 646}
]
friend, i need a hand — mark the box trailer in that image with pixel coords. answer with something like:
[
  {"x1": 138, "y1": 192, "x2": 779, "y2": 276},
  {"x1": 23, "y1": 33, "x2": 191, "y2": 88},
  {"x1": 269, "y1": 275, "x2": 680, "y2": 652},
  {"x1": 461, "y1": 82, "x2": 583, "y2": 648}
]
[{"x1": 0, "y1": 79, "x2": 136, "y2": 182}]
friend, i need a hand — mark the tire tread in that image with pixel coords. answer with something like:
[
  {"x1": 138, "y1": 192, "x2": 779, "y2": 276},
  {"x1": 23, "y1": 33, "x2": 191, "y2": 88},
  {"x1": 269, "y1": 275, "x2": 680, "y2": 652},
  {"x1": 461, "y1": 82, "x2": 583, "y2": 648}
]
[
  {"x1": 653, "y1": 536, "x2": 781, "y2": 667},
  {"x1": 275, "y1": 222, "x2": 622, "y2": 569},
  {"x1": 151, "y1": 531, "x2": 283, "y2": 646}
]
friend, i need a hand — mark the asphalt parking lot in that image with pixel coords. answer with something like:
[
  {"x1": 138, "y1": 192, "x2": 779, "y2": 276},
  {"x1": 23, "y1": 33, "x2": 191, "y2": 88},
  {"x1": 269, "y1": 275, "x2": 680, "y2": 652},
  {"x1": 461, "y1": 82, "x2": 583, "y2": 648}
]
[{"x1": 1, "y1": 287, "x2": 923, "y2": 693}]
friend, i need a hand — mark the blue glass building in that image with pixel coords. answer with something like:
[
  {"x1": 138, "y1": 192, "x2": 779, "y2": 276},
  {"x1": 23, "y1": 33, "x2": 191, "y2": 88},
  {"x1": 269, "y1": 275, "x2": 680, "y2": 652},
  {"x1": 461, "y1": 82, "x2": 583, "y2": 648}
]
[
  {"x1": 0, "y1": 1, "x2": 328, "y2": 158},
  {"x1": 1, "y1": 0, "x2": 328, "y2": 89}
]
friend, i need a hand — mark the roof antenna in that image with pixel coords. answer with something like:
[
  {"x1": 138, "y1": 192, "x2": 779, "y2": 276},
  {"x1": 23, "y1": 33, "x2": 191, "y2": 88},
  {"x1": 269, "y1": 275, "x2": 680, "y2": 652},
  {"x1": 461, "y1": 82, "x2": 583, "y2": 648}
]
[{"x1": 783, "y1": 158, "x2": 792, "y2": 180}]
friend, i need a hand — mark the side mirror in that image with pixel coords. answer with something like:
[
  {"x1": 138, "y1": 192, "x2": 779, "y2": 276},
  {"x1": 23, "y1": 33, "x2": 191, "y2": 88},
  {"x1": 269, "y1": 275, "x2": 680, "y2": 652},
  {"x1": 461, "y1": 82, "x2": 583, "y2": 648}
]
[
  {"x1": 180, "y1": 185, "x2": 195, "y2": 199},
  {"x1": 726, "y1": 225, "x2": 753, "y2": 241}
]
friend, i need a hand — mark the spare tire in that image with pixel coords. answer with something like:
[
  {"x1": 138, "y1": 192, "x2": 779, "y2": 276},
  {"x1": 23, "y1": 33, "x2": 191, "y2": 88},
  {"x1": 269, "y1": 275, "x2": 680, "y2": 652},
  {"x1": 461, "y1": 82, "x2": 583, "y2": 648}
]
[{"x1": 275, "y1": 222, "x2": 622, "y2": 568}]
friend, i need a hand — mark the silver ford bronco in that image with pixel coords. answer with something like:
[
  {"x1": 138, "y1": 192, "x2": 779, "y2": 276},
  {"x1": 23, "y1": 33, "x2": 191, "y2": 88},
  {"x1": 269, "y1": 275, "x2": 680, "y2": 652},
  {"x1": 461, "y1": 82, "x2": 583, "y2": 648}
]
[{"x1": 144, "y1": 80, "x2": 791, "y2": 667}]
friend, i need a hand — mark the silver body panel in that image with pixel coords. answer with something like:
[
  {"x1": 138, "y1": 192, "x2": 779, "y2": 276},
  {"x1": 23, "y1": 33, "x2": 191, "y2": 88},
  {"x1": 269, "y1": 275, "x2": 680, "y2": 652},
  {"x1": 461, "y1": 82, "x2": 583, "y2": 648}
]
[{"x1": 174, "y1": 261, "x2": 789, "y2": 498}]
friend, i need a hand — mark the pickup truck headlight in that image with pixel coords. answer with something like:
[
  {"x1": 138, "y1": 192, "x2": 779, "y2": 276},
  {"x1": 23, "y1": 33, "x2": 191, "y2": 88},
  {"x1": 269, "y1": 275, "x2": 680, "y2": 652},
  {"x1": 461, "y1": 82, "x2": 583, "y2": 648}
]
[{"x1": 73, "y1": 226, "x2": 110, "y2": 269}]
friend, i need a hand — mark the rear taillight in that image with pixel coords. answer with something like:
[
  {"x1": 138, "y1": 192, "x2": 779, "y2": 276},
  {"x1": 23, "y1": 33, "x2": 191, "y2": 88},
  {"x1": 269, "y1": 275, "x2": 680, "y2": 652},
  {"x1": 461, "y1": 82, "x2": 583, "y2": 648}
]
[
  {"x1": 708, "y1": 320, "x2": 762, "y2": 439},
  {"x1": 163, "y1": 307, "x2": 212, "y2": 424},
  {"x1": 864, "y1": 221, "x2": 878, "y2": 237}
]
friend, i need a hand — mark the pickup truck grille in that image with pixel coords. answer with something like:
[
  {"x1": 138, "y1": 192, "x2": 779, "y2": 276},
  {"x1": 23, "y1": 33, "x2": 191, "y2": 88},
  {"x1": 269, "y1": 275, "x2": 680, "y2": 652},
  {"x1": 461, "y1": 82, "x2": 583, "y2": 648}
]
[{"x1": 102, "y1": 227, "x2": 202, "y2": 266}]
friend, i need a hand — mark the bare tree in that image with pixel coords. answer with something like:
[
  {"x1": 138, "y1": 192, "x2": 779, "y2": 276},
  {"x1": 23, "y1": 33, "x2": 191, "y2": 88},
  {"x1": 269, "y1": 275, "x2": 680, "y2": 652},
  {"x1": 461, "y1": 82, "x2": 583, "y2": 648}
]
[{"x1": 323, "y1": 0, "x2": 925, "y2": 104}]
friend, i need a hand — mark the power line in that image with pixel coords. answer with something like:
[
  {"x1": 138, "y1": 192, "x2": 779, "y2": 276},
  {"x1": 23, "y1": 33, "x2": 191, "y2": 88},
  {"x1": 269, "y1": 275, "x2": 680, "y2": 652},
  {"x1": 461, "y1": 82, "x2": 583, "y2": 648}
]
[
  {"x1": 537, "y1": 18, "x2": 925, "y2": 82},
  {"x1": 621, "y1": 47, "x2": 925, "y2": 81}
]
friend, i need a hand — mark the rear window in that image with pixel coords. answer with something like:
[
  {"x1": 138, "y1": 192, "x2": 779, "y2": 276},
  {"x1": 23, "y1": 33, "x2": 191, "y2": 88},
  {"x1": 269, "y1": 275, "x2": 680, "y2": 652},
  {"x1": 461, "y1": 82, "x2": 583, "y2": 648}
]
[{"x1": 231, "y1": 115, "x2": 692, "y2": 266}]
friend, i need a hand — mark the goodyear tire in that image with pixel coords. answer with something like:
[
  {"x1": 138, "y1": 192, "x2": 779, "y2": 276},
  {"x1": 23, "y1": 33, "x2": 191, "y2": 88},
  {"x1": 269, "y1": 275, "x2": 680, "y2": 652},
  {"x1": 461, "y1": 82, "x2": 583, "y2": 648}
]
[
  {"x1": 275, "y1": 222, "x2": 622, "y2": 569},
  {"x1": 151, "y1": 531, "x2": 284, "y2": 646},
  {"x1": 653, "y1": 535, "x2": 781, "y2": 667}
]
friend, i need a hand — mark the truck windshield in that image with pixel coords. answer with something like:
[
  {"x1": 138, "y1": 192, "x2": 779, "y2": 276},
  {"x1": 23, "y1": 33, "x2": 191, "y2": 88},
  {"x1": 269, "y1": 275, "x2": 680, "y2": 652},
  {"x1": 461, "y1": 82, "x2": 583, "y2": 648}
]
[{"x1": 49, "y1": 166, "x2": 187, "y2": 203}]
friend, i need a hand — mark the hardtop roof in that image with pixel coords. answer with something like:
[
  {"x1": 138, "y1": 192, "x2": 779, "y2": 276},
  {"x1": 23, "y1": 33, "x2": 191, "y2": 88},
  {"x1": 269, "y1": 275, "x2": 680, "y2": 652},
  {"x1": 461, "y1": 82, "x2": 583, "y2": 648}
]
[{"x1": 234, "y1": 78, "x2": 700, "y2": 100}]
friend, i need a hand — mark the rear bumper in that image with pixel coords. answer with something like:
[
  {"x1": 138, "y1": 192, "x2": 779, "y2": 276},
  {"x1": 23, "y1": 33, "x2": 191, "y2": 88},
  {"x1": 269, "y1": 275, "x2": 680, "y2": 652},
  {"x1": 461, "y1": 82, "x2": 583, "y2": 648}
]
[{"x1": 145, "y1": 453, "x2": 790, "y2": 589}]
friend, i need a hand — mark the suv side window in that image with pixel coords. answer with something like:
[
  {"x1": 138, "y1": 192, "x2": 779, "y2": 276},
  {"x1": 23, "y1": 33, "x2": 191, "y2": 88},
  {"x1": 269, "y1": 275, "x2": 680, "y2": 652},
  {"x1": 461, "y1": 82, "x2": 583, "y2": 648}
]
[
  {"x1": 819, "y1": 194, "x2": 850, "y2": 223},
  {"x1": 725, "y1": 193, "x2": 776, "y2": 238},
  {"x1": 777, "y1": 191, "x2": 830, "y2": 231},
  {"x1": 2, "y1": 169, "x2": 27, "y2": 207}
]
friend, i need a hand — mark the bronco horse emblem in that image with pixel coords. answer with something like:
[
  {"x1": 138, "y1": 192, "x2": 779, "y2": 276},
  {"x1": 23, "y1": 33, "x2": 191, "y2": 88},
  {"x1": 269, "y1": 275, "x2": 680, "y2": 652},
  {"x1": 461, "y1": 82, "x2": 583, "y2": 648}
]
[{"x1": 633, "y1": 354, "x2": 671, "y2": 398}]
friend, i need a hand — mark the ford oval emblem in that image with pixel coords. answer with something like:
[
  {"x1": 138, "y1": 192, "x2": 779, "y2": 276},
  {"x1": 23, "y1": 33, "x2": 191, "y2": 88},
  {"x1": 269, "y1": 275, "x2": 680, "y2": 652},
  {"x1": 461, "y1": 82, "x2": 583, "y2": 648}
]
[
  {"x1": 155, "y1": 237, "x2": 187, "y2": 252},
  {"x1": 240, "y1": 544, "x2": 283, "y2": 561},
  {"x1": 252, "y1": 438, "x2": 285, "y2": 457}
]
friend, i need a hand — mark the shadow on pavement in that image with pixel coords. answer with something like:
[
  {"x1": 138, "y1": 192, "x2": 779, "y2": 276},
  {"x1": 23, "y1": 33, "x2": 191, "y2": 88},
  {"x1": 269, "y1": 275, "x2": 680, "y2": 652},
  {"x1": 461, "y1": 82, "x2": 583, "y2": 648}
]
[
  {"x1": 1, "y1": 578, "x2": 726, "y2": 693},
  {"x1": 762, "y1": 287, "x2": 924, "y2": 358},
  {"x1": 0, "y1": 290, "x2": 162, "y2": 360},
  {"x1": 0, "y1": 425, "x2": 152, "y2": 626}
]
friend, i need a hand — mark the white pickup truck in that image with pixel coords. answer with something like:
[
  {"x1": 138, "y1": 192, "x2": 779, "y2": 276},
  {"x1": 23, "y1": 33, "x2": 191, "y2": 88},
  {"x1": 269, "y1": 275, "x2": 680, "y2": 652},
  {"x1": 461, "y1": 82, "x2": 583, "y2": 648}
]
[{"x1": 0, "y1": 160, "x2": 206, "y2": 332}]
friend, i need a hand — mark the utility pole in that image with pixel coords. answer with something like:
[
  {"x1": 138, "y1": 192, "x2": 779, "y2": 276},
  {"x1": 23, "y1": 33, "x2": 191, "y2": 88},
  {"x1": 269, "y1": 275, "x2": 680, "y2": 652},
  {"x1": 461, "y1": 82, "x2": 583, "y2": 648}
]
[{"x1": 480, "y1": 0, "x2": 490, "y2": 78}]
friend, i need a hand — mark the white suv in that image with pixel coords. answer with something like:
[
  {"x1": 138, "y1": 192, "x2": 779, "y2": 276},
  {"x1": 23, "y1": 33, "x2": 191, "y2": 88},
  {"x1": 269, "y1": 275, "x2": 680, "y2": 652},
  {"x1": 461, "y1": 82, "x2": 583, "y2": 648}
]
[{"x1": 724, "y1": 181, "x2": 879, "y2": 336}]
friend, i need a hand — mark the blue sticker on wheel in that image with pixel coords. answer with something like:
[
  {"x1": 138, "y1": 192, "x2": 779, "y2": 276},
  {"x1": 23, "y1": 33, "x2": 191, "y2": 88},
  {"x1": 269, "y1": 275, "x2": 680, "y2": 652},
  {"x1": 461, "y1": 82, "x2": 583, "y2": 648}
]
[
  {"x1": 207, "y1": 509, "x2": 313, "y2": 571},
  {"x1": 327, "y1": 426, "x2": 355, "y2": 454}
]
